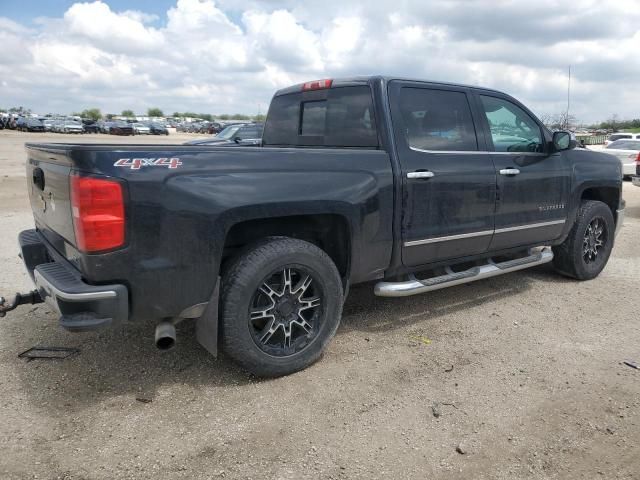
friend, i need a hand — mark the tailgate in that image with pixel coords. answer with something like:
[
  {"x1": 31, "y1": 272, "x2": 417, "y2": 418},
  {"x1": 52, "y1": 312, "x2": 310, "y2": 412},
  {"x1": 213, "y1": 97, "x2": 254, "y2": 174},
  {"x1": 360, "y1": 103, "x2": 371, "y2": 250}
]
[{"x1": 26, "y1": 146, "x2": 75, "y2": 255}]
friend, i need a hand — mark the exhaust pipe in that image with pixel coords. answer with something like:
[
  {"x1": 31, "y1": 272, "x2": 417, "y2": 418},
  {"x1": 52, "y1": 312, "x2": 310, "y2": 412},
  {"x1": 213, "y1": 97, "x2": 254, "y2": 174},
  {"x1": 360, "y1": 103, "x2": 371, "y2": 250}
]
[{"x1": 155, "y1": 321, "x2": 176, "y2": 350}]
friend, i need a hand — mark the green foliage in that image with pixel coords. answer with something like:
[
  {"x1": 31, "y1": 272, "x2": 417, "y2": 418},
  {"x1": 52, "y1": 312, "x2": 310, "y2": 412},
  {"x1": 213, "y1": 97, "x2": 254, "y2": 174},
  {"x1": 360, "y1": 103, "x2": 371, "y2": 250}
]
[
  {"x1": 81, "y1": 108, "x2": 102, "y2": 120},
  {"x1": 253, "y1": 114, "x2": 266, "y2": 122},
  {"x1": 147, "y1": 107, "x2": 164, "y2": 117},
  {"x1": 595, "y1": 116, "x2": 640, "y2": 131},
  {"x1": 121, "y1": 109, "x2": 135, "y2": 118},
  {"x1": 105, "y1": 113, "x2": 115, "y2": 120},
  {"x1": 230, "y1": 113, "x2": 250, "y2": 120}
]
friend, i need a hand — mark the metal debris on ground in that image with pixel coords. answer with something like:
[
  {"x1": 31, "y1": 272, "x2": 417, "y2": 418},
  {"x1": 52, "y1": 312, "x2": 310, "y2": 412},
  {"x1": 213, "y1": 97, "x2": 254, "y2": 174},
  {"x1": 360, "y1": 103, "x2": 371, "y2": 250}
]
[
  {"x1": 18, "y1": 346, "x2": 80, "y2": 360},
  {"x1": 136, "y1": 397, "x2": 153, "y2": 404},
  {"x1": 409, "y1": 335, "x2": 432, "y2": 345},
  {"x1": 622, "y1": 361, "x2": 638, "y2": 370}
]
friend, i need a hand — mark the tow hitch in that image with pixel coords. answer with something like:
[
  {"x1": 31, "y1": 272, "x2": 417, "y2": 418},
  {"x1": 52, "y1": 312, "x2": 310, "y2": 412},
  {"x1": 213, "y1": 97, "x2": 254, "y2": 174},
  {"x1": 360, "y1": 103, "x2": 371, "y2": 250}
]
[{"x1": 0, "y1": 290, "x2": 43, "y2": 317}]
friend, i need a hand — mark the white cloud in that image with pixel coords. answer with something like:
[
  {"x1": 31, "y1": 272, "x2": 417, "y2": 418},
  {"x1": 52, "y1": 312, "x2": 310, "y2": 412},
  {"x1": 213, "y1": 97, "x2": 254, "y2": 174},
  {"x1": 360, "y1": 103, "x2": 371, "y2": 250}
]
[{"x1": 0, "y1": 0, "x2": 639, "y2": 123}]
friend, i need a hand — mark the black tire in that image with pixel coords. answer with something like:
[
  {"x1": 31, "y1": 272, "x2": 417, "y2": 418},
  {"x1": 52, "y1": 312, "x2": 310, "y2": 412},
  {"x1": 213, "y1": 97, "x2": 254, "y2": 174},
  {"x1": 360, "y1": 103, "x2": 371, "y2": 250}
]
[
  {"x1": 552, "y1": 200, "x2": 615, "y2": 280},
  {"x1": 221, "y1": 237, "x2": 344, "y2": 377}
]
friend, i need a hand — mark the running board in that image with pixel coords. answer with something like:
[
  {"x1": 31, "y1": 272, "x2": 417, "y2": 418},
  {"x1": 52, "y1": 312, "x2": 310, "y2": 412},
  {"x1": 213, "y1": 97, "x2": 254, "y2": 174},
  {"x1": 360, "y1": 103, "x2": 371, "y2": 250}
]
[{"x1": 374, "y1": 247, "x2": 553, "y2": 297}]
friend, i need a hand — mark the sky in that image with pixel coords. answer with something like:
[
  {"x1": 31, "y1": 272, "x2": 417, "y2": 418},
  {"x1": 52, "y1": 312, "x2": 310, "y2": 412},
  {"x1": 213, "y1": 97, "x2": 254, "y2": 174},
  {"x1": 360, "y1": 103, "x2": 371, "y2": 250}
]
[{"x1": 0, "y1": 0, "x2": 639, "y2": 124}]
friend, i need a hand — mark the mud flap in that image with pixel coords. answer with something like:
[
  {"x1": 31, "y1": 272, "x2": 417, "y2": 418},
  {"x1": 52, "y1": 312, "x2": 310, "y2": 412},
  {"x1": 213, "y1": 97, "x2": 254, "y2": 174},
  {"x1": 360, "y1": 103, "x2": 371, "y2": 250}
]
[{"x1": 196, "y1": 277, "x2": 220, "y2": 357}]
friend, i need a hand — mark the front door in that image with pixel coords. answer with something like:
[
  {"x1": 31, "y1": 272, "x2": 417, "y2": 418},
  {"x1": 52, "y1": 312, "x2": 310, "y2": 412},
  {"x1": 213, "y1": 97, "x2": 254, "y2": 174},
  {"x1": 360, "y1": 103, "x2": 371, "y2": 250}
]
[
  {"x1": 475, "y1": 94, "x2": 570, "y2": 250},
  {"x1": 389, "y1": 82, "x2": 497, "y2": 267}
]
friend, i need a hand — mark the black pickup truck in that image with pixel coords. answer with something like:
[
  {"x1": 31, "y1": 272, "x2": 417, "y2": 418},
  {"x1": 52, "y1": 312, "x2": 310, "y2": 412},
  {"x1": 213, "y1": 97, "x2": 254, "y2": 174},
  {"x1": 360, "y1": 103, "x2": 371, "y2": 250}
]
[{"x1": 2, "y1": 76, "x2": 624, "y2": 376}]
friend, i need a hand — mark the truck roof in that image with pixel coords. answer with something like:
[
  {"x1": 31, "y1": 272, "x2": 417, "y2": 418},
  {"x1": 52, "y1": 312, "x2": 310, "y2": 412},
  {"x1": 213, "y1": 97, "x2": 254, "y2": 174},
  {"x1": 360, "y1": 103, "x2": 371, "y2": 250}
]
[{"x1": 274, "y1": 75, "x2": 505, "y2": 97}]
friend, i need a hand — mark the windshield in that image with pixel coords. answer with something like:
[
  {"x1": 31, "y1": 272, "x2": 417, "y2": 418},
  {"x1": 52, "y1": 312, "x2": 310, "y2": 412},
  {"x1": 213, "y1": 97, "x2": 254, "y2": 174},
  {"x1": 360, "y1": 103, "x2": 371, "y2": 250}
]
[
  {"x1": 607, "y1": 140, "x2": 640, "y2": 150},
  {"x1": 216, "y1": 125, "x2": 242, "y2": 139}
]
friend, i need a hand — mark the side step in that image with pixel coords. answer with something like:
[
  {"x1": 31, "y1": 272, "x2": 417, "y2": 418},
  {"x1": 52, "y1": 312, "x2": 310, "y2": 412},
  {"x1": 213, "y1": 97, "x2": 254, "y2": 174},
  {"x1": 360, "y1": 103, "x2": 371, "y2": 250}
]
[{"x1": 374, "y1": 247, "x2": 553, "y2": 297}]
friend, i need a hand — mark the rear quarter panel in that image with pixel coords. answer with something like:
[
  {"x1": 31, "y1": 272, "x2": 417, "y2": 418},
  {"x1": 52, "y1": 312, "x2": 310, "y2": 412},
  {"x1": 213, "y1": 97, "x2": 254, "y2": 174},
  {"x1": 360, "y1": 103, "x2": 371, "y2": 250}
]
[{"x1": 38, "y1": 145, "x2": 394, "y2": 321}]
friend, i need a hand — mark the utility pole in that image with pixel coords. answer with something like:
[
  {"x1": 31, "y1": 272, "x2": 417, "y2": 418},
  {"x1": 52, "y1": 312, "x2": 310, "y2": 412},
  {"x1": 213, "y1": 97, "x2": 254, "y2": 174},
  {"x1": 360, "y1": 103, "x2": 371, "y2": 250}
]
[{"x1": 566, "y1": 65, "x2": 571, "y2": 130}]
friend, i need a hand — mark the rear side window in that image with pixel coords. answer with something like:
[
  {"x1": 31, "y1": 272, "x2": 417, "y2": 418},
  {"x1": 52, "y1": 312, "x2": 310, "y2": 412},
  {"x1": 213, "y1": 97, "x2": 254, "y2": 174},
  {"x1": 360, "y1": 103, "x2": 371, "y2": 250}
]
[
  {"x1": 263, "y1": 86, "x2": 378, "y2": 147},
  {"x1": 397, "y1": 88, "x2": 478, "y2": 151}
]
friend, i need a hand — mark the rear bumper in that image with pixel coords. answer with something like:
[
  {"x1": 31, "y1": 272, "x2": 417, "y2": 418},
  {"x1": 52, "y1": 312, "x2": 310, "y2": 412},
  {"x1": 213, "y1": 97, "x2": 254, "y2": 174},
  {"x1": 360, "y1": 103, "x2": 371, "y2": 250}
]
[
  {"x1": 632, "y1": 176, "x2": 640, "y2": 187},
  {"x1": 19, "y1": 229, "x2": 128, "y2": 331}
]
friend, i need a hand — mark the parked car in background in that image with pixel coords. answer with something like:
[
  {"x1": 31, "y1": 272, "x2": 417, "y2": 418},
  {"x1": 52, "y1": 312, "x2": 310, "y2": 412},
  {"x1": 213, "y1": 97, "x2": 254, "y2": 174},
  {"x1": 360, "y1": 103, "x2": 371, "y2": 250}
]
[
  {"x1": 132, "y1": 123, "x2": 150, "y2": 135},
  {"x1": 149, "y1": 122, "x2": 169, "y2": 135},
  {"x1": 82, "y1": 119, "x2": 100, "y2": 134},
  {"x1": 185, "y1": 123, "x2": 264, "y2": 146},
  {"x1": 59, "y1": 119, "x2": 84, "y2": 134},
  {"x1": 605, "y1": 140, "x2": 640, "y2": 178},
  {"x1": 19, "y1": 118, "x2": 45, "y2": 132},
  {"x1": 109, "y1": 121, "x2": 134, "y2": 136},
  {"x1": 51, "y1": 120, "x2": 64, "y2": 133},
  {"x1": 42, "y1": 119, "x2": 55, "y2": 132},
  {"x1": 605, "y1": 132, "x2": 640, "y2": 146},
  {"x1": 97, "y1": 121, "x2": 112, "y2": 134},
  {"x1": 15, "y1": 117, "x2": 27, "y2": 130}
]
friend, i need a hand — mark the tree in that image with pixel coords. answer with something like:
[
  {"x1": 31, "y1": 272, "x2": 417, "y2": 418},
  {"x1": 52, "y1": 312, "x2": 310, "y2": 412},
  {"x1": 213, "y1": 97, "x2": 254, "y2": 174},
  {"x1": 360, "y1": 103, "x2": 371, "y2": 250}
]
[
  {"x1": 147, "y1": 107, "x2": 164, "y2": 117},
  {"x1": 105, "y1": 113, "x2": 115, "y2": 120},
  {"x1": 121, "y1": 109, "x2": 135, "y2": 118},
  {"x1": 253, "y1": 114, "x2": 266, "y2": 122},
  {"x1": 81, "y1": 108, "x2": 102, "y2": 121}
]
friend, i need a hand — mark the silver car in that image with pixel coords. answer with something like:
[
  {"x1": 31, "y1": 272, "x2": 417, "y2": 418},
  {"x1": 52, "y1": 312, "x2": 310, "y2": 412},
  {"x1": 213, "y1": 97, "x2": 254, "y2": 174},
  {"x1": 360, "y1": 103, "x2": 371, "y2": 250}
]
[{"x1": 604, "y1": 139, "x2": 640, "y2": 177}]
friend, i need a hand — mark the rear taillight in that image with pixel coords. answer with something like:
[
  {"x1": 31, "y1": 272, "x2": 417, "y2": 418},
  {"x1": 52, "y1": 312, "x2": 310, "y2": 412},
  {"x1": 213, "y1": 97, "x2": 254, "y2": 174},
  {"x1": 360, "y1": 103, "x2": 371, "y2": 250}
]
[
  {"x1": 302, "y1": 79, "x2": 333, "y2": 91},
  {"x1": 70, "y1": 174, "x2": 125, "y2": 253},
  {"x1": 636, "y1": 152, "x2": 640, "y2": 165}
]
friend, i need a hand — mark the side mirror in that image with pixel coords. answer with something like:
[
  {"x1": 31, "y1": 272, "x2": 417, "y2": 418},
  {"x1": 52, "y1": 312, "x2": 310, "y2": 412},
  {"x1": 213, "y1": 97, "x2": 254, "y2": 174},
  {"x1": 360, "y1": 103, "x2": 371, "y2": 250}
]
[
  {"x1": 234, "y1": 137, "x2": 242, "y2": 143},
  {"x1": 552, "y1": 131, "x2": 575, "y2": 151}
]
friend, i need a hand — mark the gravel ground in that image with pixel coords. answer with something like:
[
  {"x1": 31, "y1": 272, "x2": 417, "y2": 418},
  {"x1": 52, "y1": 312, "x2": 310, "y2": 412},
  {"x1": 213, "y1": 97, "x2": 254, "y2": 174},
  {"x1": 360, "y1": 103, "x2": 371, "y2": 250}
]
[{"x1": 0, "y1": 130, "x2": 639, "y2": 480}]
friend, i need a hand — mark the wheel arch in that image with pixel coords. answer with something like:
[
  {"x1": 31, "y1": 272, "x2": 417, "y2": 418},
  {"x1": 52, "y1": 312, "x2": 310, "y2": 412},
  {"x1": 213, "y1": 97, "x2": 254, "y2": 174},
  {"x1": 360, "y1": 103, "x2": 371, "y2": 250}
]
[
  {"x1": 579, "y1": 185, "x2": 621, "y2": 221},
  {"x1": 221, "y1": 213, "x2": 353, "y2": 287}
]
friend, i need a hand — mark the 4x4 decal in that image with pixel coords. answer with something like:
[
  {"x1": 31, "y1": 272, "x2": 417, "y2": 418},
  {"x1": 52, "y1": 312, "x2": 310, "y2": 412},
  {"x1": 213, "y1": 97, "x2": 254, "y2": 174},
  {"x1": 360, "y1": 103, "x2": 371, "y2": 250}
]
[{"x1": 114, "y1": 158, "x2": 182, "y2": 170}]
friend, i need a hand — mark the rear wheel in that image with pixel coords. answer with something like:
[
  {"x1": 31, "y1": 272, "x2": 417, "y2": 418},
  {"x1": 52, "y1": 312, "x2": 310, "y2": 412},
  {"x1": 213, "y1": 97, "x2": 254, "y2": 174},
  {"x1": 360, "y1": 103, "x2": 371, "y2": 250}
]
[
  {"x1": 221, "y1": 238, "x2": 343, "y2": 377},
  {"x1": 553, "y1": 200, "x2": 615, "y2": 280}
]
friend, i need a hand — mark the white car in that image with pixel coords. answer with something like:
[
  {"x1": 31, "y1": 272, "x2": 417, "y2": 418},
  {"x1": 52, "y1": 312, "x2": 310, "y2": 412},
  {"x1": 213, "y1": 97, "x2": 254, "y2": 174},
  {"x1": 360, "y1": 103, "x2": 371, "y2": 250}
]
[
  {"x1": 133, "y1": 123, "x2": 150, "y2": 135},
  {"x1": 604, "y1": 139, "x2": 640, "y2": 177},
  {"x1": 59, "y1": 119, "x2": 84, "y2": 134},
  {"x1": 604, "y1": 132, "x2": 640, "y2": 146}
]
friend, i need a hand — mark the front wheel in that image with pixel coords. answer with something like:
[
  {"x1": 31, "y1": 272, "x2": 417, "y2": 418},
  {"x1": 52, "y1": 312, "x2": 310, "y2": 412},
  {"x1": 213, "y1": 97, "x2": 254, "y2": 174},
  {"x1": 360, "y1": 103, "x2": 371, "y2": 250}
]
[
  {"x1": 221, "y1": 238, "x2": 344, "y2": 377},
  {"x1": 553, "y1": 200, "x2": 615, "y2": 280}
]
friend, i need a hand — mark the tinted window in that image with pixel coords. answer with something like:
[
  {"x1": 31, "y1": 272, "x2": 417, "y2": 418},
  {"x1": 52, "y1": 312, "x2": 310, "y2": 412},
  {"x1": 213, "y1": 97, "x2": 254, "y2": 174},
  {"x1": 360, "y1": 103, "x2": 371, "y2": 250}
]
[
  {"x1": 238, "y1": 125, "x2": 262, "y2": 138},
  {"x1": 609, "y1": 134, "x2": 632, "y2": 142},
  {"x1": 300, "y1": 101, "x2": 326, "y2": 136},
  {"x1": 480, "y1": 95, "x2": 543, "y2": 153},
  {"x1": 397, "y1": 88, "x2": 478, "y2": 151},
  {"x1": 263, "y1": 86, "x2": 378, "y2": 147}
]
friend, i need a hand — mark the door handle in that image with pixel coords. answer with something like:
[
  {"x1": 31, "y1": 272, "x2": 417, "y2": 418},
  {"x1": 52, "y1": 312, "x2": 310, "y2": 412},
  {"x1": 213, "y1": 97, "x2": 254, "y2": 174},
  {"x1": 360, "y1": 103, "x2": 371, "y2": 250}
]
[
  {"x1": 499, "y1": 168, "x2": 520, "y2": 176},
  {"x1": 407, "y1": 171, "x2": 435, "y2": 179}
]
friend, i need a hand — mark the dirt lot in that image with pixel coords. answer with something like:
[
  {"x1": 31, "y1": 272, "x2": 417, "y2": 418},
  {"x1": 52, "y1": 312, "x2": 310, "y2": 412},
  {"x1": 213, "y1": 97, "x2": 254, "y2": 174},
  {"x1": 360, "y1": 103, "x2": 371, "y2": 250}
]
[{"x1": 0, "y1": 130, "x2": 639, "y2": 479}]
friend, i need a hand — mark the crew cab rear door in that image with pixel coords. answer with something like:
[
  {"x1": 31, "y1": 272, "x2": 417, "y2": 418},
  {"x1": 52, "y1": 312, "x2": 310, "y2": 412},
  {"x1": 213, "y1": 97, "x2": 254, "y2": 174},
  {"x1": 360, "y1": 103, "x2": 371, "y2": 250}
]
[
  {"x1": 388, "y1": 81, "x2": 497, "y2": 267},
  {"x1": 473, "y1": 92, "x2": 570, "y2": 250}
]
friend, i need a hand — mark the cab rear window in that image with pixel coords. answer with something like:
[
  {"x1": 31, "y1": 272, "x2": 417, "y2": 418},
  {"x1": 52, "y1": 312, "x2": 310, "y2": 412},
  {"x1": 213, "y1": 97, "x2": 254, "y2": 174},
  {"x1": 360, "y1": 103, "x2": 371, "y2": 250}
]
[{"x1": 263, "y1": 86, "x2": 378, "y2": 148}]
